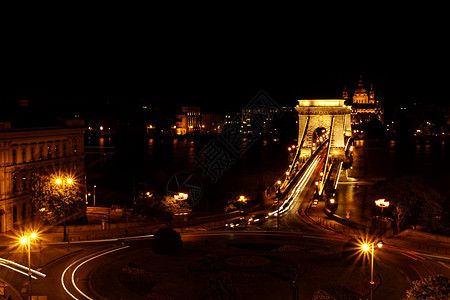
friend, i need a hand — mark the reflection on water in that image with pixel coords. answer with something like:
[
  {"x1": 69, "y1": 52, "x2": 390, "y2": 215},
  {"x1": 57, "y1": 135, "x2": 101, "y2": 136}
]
[
  {"x1": 85, "y1": 137, "x2": 291, "y2": 210},
  {"x1": 337, "y1": 139, "x2": 450, "y2": 223},
  {"x1": 85, "y1": 137, "x2": 449, "y2": 216}
]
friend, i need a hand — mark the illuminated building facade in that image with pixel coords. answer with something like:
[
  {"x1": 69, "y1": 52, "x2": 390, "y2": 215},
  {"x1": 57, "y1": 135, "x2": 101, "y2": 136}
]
[
  {"x1": 343, "y1": 75, "x2": 384, "y2": 137},
  {"x1": 0, "y1": 121, "x2": 85, "y2": 232},
  {"x1": 176, "y1": 107, "x2": 224, "y2": 135}
]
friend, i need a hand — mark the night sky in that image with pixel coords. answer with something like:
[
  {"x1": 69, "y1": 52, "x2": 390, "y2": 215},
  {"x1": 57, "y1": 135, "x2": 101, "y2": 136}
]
[{"x1": 3, "y1": 13, "x2": 447, "y2": 112}]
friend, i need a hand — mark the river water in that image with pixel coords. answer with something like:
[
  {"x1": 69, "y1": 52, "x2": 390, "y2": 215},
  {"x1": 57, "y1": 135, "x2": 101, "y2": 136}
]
[
  {"x1": 85, "y1": 136, "x2": 293, "y2": 212},
  {"x1": 336, "y1": 138, "x2": 450, "y2": 224},
  {"x1": 85, "y1": 136, "x2": 450, "y2": 217}
]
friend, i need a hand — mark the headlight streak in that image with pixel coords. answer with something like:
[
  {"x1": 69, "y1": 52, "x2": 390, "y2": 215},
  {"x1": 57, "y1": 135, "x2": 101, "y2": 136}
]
[
  {"x1": 334, "y1": 161, "x2": 344, "y2": 190},
  {"x1": 269, "y1": 154, "x2": 322, "y2": 217},
  {"x1": 0, "y1": 258, "x2": 46, "y2": 278},
  {"x1": 0, "y1": 262, "x2": 38, "y2": 279},
  {"x1": 61, "y1": 244, "x2": 130, "y2": 300}
]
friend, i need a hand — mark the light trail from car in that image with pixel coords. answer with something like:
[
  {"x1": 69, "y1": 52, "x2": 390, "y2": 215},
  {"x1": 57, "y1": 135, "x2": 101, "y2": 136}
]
[
  {"x1": 61, "y1": 244, "x2": 130, "y2": 300},
  {"x1": 269, "y1": 153, "x2": 322, "y2": 216}
]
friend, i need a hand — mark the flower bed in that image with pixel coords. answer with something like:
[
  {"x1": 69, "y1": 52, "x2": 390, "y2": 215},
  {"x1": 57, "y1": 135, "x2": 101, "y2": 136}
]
[{"x1": 118, "y1": 264, "x2": 161, "y2": 297}]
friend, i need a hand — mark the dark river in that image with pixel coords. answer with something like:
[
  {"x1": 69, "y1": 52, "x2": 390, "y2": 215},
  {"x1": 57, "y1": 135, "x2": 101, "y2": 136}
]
[
  {"x1": 336, "y1": 138, "x2": 450, "y2": 223},
  {"x1": 85, "y1": 136, "x2": 450, "y2": 216},
  {"x1": 85, "y1": 136, "x2": 293, "y2": 212}
]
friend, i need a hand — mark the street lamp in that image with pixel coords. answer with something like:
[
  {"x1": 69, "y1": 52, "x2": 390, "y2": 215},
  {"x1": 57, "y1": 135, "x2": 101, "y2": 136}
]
[
  {"x1": 276, "y1": 181, "x2": 282, "y2": 229},
  {"x1": 375, "y1": 199, "x2": 390, "y2": 219},
  {"x1": 93, "y1": 185, "x2": 96, "y2": 207},
  {"x1": 20, "y1": 232, "x2": 38, "y2": 299},
  {"x1": 55, "y1": 176, "x2": 74, "y2": 242},
  {"x1": 361, "y1": 241, "x2": 383, "y2": 300}
]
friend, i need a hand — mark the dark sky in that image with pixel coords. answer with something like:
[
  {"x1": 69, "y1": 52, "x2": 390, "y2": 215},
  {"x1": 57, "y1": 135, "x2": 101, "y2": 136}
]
[
  {"x1": 3, "y1": 12, "x2": 447, "y2": 111},
  {"x1": 6, "y1": 57, "x2": 445, "y2": 112}
]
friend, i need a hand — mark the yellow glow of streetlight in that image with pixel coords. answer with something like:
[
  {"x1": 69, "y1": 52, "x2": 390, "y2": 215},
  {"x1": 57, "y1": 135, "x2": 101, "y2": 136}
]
[
  {"x1": 20, "y1": 237, "x2": 28, "y2": 244},
  {"x1": 375, "y1": 199, "x2": 389, "y2": 208},
  {"x1": 30, "y1": 232, "x2": 37, "y2": 239},
  {"x1": 277, "y1": 180, "x2": 281, "y2": 185},
  {"x1": 67, "y1": 178, "x2": 73, "y2": 184},
  {"x1": 362, "y1": 243, "x2": 370, "y2": 252},
  {"x1": 55, "y1": 178, "x2": 62, "y2": 184},
  {"x1": 330, "y1": 198, "x2": 335, "y2": 204}
]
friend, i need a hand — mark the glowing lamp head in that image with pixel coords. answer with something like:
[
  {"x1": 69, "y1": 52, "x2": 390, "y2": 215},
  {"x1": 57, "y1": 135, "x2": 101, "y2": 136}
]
[
  {"x1": 362, "y1": 244, "x2": 370, "y2": 252},
  {"x1": 30, "y1": 232, "x2": 37, "y2": 239},
  {"x1": 55, "y1": 178, "x2": 62, "y2": 184},
  {"x1": 330, "y1": 198, "x2": 335, "y2": 204},
  {"x1": 277, "y1": 180, "x2": 281, "y2": 185},
  {"x1": 67, "y1": 178, "x2": 73, "y2": 184},
  {"x1": 20, "y1": 237, "x2": 28, "y2": 244},
  {"x1": 377, "y1": 241, "x2": 383, "y2": 248}
]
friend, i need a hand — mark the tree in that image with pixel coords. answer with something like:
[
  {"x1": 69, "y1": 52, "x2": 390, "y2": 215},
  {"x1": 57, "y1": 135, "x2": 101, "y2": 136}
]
[
  {"x1": 133, "y1": 192, "x2": 185, "y2": 219},
  {"x1": 30, "y1": 173, "x2": 85, "y2": 225},
  {"x1": 152, "y1": 228, "x2": 183, "y2": 254},
  {"x1": 224, "y1": 195, "x2": 249, "y2": 212},
  {"x1": 406, "y1": 275, "x2": 449, "y2": 299},
  {"x1": 373, "y1": 175, "x2": 444, "y2": 232}
]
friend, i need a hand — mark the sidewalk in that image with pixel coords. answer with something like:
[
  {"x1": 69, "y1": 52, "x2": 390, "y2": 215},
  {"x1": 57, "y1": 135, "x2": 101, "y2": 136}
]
[{"x1": 305, "y1": 198, "x2": 450, "y2": 258}]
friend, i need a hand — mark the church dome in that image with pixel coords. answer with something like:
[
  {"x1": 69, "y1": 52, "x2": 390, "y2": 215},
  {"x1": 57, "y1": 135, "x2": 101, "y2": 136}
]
[{"x1": 354, "y1": 75, "x2": 367, "y2": 94}]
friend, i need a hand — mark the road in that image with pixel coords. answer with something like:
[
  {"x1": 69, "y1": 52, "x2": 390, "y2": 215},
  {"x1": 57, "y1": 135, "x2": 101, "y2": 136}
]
[{"x1": 2, "y1": 147, "x2": 450, "y2": 299}]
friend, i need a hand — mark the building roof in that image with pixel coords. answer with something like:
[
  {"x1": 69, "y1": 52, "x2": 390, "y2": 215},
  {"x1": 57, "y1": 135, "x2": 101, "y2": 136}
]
[{"x1": 354, "y1": 75, "x2": 367, "y2": 94}]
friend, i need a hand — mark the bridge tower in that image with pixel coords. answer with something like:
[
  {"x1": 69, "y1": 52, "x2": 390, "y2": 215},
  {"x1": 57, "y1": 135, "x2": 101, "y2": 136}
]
[{"x1": 295, "y1": 99, "x2": 352, "y2": 160}]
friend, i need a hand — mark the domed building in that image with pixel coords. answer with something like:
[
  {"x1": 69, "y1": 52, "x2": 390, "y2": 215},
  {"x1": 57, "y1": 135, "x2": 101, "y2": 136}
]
[{"x1": 342, "y1": 75, "x2": 384, "y2": 137}]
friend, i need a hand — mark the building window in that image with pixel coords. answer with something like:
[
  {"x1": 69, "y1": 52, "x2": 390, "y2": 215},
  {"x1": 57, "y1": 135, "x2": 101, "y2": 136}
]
[
  {"x1": 62, "y1": 144, "x2": 66, "y2": 156},
  {"x1": 12, "y1": 150, "x2": 17, "y2": 164},
  {"x1": 55, "y1": 145, "x2": 59, "y2": 158},
  {"x1": 22, "y1": 174, "x2": 28, "y2": 190},
  {"x1": 13, "y1": 206, "x2": 17, "y2": 224},
  {"x1": 22, "y1": 203, "x2": 27, "y2": 221},
  {"x1": 22, "y1": 148, "x2": 26, "y2": 163},
  {"x1": 39, "y1": 147, "x2": 44, "y2": 160},
  {"x1": 73, "y1": 162, "x2": 78, "y2": 170},
  {"x1": 48, "y1": 146, "x2": 52, "y2": 159},
  {"x1": 12, "y1": 175, "x2": 18, "y2": 192},
  {"x1": 30, "y1": 147, "x2": 35, "y2": 161}
]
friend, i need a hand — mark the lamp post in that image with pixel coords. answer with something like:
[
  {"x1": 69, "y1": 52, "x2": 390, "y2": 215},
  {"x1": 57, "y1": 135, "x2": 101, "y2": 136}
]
[
  {"x1": 55, "y1": 176, "x2": 74, "y2": 242},
  {"x1": 375, "y1": 199, "x2": 390, "y2": 219},
  {"x1": 276, "y1": 180, "x2": 282, "y2": 229},
  {"x1": 93, "y1": 185, "x2": 96, "y2": 207},
  {"x1": 20, "y1": 232, "x2": 37, "y2": 299},
  {"x1": 362, "y1": 241, "x2": 383, "y2": 300}
]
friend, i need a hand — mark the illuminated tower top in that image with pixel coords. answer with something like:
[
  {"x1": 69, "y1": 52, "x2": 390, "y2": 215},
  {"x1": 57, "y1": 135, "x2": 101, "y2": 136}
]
[
  {"x1": 368, "y1": 83, "x2": 375, "y2": 104},
  {"x1": 342, "y1": 85, "x2": 349, "y2": 100},
  {"x1": 352, "y1": 75, "x2": 369, "y2": 104}
]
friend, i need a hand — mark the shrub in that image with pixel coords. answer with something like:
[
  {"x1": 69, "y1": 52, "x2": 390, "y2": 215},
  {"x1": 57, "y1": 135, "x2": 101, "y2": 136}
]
[{"x1": 152, "y1": 228, "x2": 183, "y2": 254}]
